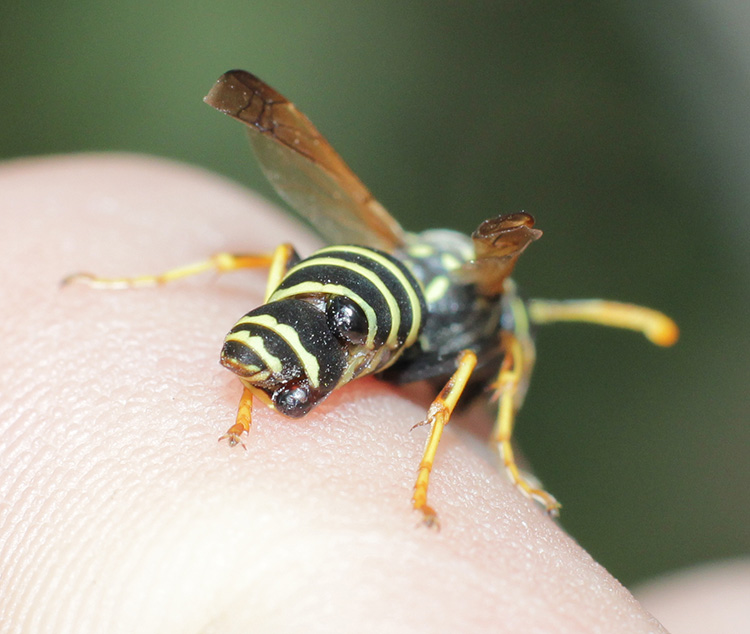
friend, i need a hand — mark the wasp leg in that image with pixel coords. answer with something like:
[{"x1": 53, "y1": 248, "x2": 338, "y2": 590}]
[
  {"x1": 527, "y1": 299, "x2": 679, "y2": 347},
  {"x1": 219, "y1": 386, "x2": 254, "y2": 449},
  {"x1": 412, "y1": 349, "x2": 477, "y2": 529},
  {"x1": 492, "y1": 333, "x2": 561, "y2": 516},
  {"x1": 262, "y1": 243, "x2": 298, "y2": 302},
  {"x1": 61, "y1": 243, "x2": 299, "y2": 291}
]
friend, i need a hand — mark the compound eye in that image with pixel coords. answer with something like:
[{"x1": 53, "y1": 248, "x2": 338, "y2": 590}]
[
  {"x1": 273, "y1": 383, "x2": 314, "y2": 418},
  {"x1": 327, "y1": 295, "x2": 368, "y2": 345}
]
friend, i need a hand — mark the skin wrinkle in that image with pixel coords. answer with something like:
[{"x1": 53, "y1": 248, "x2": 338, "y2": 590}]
[{"x1": 0, "y1": 154, "x2": 671, "y2": 634}]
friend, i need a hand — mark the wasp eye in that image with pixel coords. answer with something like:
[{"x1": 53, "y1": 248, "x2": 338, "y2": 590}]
[
  {"x1": 327, "y1": 295, "x2": 368, "y2": 345},
  {"x1": 273, "y1": 383, "x2": 314, "y2": 418}
]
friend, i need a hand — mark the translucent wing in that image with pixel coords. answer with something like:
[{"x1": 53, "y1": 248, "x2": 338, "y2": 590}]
[
  {"x1": 461, "y1": 212, "x2": 542, "y2": 296},
  {"x1": 204, "y1": 70, "x2": 407, "y2": 252}
]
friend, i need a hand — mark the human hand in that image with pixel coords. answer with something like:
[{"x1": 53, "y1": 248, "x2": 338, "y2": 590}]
[
  {"x1": 0, "y1": 154, "x2": 669, "y2": 633},
  {"x1": 635, "y1": 558, "x2": 750, "y2": 634}
]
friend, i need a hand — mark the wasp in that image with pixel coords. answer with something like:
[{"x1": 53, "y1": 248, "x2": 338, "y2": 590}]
[{"x1": 65, "y1": 70, "x2": 679, "y2": 527}]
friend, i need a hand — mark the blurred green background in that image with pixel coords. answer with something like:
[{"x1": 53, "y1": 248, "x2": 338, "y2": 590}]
[{"x1": 2, "y1": 2, "x2": 747, "y2": 586}]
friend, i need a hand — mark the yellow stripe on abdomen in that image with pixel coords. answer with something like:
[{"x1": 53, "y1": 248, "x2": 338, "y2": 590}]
[{"x1": 234, "y1": 313, "x2": 321, "y2": 387}]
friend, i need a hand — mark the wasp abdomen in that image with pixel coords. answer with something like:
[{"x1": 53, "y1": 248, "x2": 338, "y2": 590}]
[
  {"x1": 269, "y1": 245, "x2": 426, "y2": 354},
  {"x1": 222, "y1": 244, "x2": 428, "y2": 417},
  {"x1": 221, "y1": 298, "x2": 347, "y2": 416}
]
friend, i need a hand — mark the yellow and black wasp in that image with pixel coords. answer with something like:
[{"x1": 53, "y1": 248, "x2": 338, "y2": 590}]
[{"x1": 66, "y1": 70, "x2": 679, "y2": 526}]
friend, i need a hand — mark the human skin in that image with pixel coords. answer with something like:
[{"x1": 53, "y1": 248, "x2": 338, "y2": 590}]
[
  {"x1": 0, "y1": 154, "x2": 669, "y2": 633},
  {"x1": 634, "y1": 559, "x2": 750, "y2": 634}
]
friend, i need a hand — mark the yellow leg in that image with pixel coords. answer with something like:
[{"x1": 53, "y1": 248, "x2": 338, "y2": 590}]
[
  {"x1": 492, "y1": 333, "x2": 561, "y2": 516},
  {"x1": 263, "y1": 243, "x2": 297, "y2": 302},
  {"x1": 527, "y1": 299, "x2": 679, "y2": 347},
  {"x1": 62, "y1": 242, "x2": 302, "y2": 449},
  {"x1": 61, "y1": 243, "x2": 299, "y2": 290},
  {"x1": 219, "y1": 387, "x2": 254, "y2": 449},
  {"x1": 412, "y1": 349, "x2": 477, "y2": 528}
]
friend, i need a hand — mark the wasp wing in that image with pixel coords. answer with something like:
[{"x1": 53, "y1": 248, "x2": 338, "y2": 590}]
[
  {"x1": 204, "y1": 70, "x2": 407, "y2": 252},
  {"x1": 460, "y1": 212, "x2": 542, "y2": 296}
]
